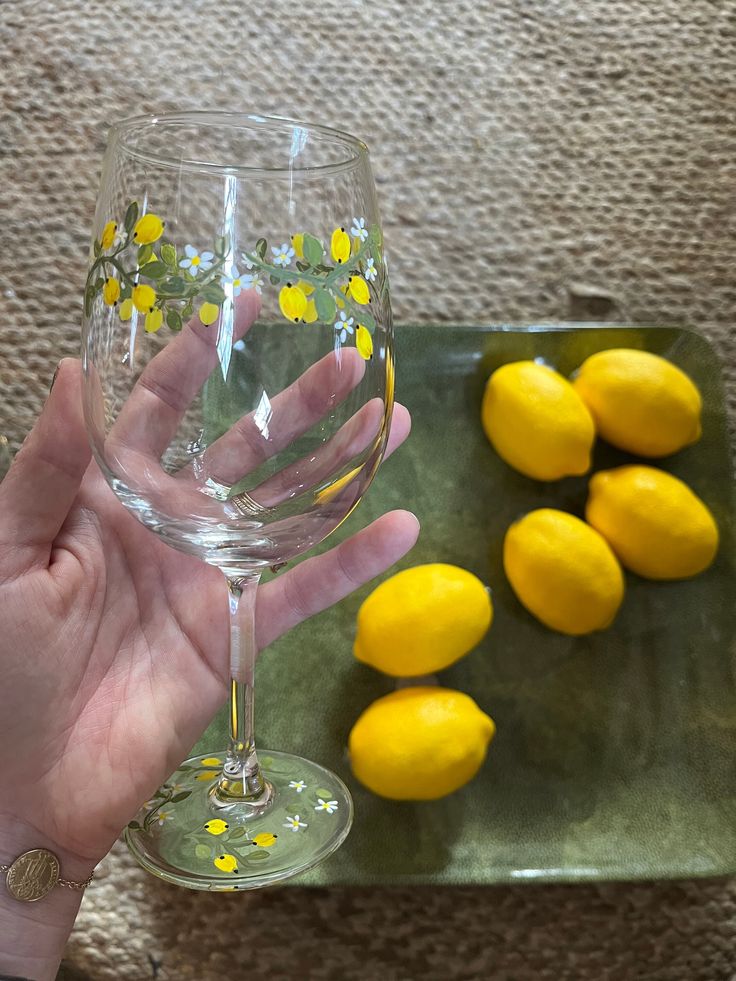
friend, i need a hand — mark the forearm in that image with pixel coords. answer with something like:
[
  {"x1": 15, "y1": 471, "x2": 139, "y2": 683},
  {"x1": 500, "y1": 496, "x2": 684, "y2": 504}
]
[{"x1": 0, "y1": 821, "x2": 98, "y2": 981}]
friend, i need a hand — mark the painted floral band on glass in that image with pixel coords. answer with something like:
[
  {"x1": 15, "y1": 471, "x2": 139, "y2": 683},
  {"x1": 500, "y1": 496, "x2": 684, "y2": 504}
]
[{"x1": 85, "y1": 202, "x2": 385, "y2": 363}]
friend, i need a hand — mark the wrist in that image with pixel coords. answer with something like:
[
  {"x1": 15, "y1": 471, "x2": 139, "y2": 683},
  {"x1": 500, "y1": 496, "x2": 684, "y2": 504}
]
[{"x1": 0, "y1": 817, "x2": 101, "y2": 981}]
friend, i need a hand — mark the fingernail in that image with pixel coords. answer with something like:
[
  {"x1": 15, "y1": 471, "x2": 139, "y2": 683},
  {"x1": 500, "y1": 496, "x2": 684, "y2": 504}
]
[{"x1": 49, "y1": 363, "x2": 60, "y2": 393}]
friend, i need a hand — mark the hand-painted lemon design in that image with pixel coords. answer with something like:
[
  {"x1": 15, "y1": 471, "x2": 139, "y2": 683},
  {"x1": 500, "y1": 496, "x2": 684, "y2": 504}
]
[
  {"x1": 331, "y1": 226, "x2": 351, "y2": 263},
  {"x1": 354, "y1": 564, "x2": 493, "y2": 677},
  {"x1": 101, "y1": 221, "x2": 117, "y2": 250},
  {"x1": 349, "y1": 687, "x2": 496, "y2": 800},
  {"x1": 204, "y1": 819, "x2": 229, "y2": 836},
  {"x1": 503, "y1": 509, "x2": 625, "y2": 635},
  {"x1": 291, "y1": 233, "x2": 304, "y2": 258},
  {"x1": 251, "y1": 833, "x2": 278, "y2": 848},
  {"x1": 303, "y1": 298, "x2": 318, "y2": 323},
  {"x1": 279, "y1": 284, "x2": 308, "y2": 322},
  {"x1": 119, "y1": 298, "x2": 133, "y2": 321},
  {"x1": 195, "y1": 770, "x2": 221, "y2": 781},
  {"x1": 214, "y1": 854, "x2": 239, "y2": 873},
  {"x1": 347, "y1": 275, "x2": 370, "y2": 305},
  {"x1": 199, "y1": 302, "x2": 220, "y2": 326},
  {"x1": 201, "y1": 757, "x2": 222, "y2": 766},
  {"x1": 572, "y1": 349, "x2": 702, "y2": 457},
  {"x1": 132, "y1": 283, "x2": 156, "y2": 313},
  {"x1": 296, "y1": 280, "x2": 314, "y2": 296},
  {"x1": 133, "y1": 213, "x2": 165, "y2": 245},
  {"x1": 586, "y1": 465, "x2": 719, "y2": 580},
  {"x1": 356, "y1": 325, "x2": 373, "y2": 360},
  {"x1": 144, "y1": 308, "x2": 163, "y2": 333},
  {"x1": 481, "y1": 361, "x2": 595, "y2": 481},
  {"x1": 102, "y1": 277, "x2": 120, "y2": 306}
]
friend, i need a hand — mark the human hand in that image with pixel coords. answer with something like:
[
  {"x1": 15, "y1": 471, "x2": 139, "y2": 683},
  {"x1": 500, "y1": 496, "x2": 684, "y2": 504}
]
[{"x1": 0, "y1": 326, "x2": 416, "y2": 978}]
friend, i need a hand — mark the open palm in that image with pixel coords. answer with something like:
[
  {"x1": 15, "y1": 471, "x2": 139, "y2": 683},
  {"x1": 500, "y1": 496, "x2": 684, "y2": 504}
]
[{"x1": 0, "y1": 350, "x2": 416, "y2": 876}]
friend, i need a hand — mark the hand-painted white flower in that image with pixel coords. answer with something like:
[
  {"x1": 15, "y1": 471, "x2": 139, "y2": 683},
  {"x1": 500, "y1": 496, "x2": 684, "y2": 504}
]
[
  {"x1": 179, "y1": 245, "x2": 214, "y2": 276},
  {"x1": 289, "y1": 780, "x2": 307, "y2": 793},
  {"x1": 241, "y1": 253, "x2": 255, "y2": 270},
  {"x1": 242, "y1": 272, "x2": 264, "y2": 294},
  {"x1": 283, "y1": 814, "x2": 308, "y2": 832},
  {"x1": 351, "y1": 216, "x2": 368, "y2": 241},
  {"x1": 223, "y1": 265, "x2": 246, "y2": 297},
  {"x1": 334, "y1": 311, "x2": 355, "y2": 344},
  {"x1": 272, "y1": 242, "x2": 295, "y2": 267},
  {"x1": 364, "y1": 257, "x2": 377, "y2": 282},
  {"x1": 112, "y1": 228, "x2": 126, "y2": 250},
  {"x1": 155, "y1": 810, "x2": 174, "y2": 826},
  {"x1": 314, "y1": 798, "x2": 339, "y2": 814}
]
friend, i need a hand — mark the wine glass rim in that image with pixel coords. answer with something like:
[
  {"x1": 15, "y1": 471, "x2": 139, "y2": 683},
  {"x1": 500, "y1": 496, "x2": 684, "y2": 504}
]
[{"x1": 109, "y1": 110, "x2": 369, "y2": 179}]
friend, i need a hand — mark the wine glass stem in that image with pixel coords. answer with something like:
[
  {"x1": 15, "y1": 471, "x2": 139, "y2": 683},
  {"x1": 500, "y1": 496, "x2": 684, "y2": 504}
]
[{"x1": 212, "y1": 571, "x2": 271, "y2": 809}]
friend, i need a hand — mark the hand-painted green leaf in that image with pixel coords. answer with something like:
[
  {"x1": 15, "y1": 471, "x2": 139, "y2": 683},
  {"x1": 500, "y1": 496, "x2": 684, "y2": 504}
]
[
  {"x1": 229, "y1": 827, "x2": 248, "y2": 840},
  {"x1": 182, "y1": 300, "x2": 194, "y2": 320},
  {"x1": 120, "y1": 284, "x2": 131, "y2": 300},
  {"x1": 84, "y1": 287, "x2": 94, "y2": 317},
  {"x1": 160, "y1": 243, "x2": 177, "y2": 267},
  {"x1": 170, "y1": 791, "x2": 192, "y2": 803},
  {"x1": 195, "y1": 843, "x2": 211, "y2": 859},
  {"x1": 166, "y1": 308, "x2": 183, "y2": 331},
  {"x1": 315, "y1": 289, "x2": 336, "y2": 322},
  {"x1": 255, "y1": 238, "x2": 267, "y2": 259},
  {"x1": 93, "y1": 240, "x2": 102, "y2": 257},
  {"x1": 215, "y1": 233, "x2": 231, "y2": 257},
  {"x1": 127, "y1": 820, "x2": 142, "y2": 831},
  {"x1": 94, "y1": 277, "x2": 105, "y2": 290},
  {"x1": 165, "y1": 277, "x2": 187, "y2": 296},
  {"x1": 248, "y1": 850, "x2": 270, "y2": 862},
  {"x1": 137, "y1": 244, "x2": 153, "y2": 265},
  {"x1": 314, "y1": 788, "x2": 333, "y2": 798},
  {"x1": 124, "y1": 201, "x2": 139, "y2": 233},
  {"x1": 303, "y1": 233, "x2": 324, "y2": 266},
  {"x1": 295, "y1": 260, "x2": 310, "y2": 273},
  {"x1": 142, "y1": 261, "x2": 167, "y2": 279},
  {"x1": 269, "y1": 273, "x2": 280, "y2": 286},
  {"x1": 315, "y1": 264, "x2": 334, "y2": 274},
  {"x1": 201, "y1": 283, "x2": 226, "y2": 304}
]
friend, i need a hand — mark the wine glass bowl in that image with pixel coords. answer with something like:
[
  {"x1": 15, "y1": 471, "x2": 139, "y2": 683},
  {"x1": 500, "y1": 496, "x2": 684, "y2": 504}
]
[{"x1": 81, "y1": 112, "x2": 393, "y2": 889}]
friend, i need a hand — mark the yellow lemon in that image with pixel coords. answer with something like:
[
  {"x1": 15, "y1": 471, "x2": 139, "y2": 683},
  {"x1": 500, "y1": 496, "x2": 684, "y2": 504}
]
[
  {"x1": 101, "y1": 220, "x2": 117, "y2": 250},
  {"x1": 133, "y1": 212, "x2": 164, "y2": 245},
  {"x1": 586, "y1": 465, "x2": 719, "y2": 580},
  {"x1": 144, "y1": 308, "x2": 163, "y2": 333},
  {"x1": 303, "y1": 299, "x2": 318, "y2": 323},
  {"x1": 356, "y1": 325, "x2": 373, "y2": 360},
  {"x1": 251, "y1": 833, "x2": 278, "y2": 847},
  {"x1": 132, "y1": 283, "x2": 156, "y2": 313},
  {"x1": 331, "y1": 226, "x2": 351, "y2": 263},
  {"x1": 354, "y1": 563, "x2": 492, "y2": 677},
  {"x1": 204, "y1": 819, "x2": 229, "y2": 836},
  {"x1": 201, "y1": 757, "x2": 222, "y2": 766},
  {"x1": 572, "y1": 348, "x2": 702, "y2": 457},
  {"x1": 213, "y1": 854, "x2": 239, "y2": 873},
  {"x1": 279, "y1": 284, "x2": 308, "y2": 322},
  {"x1": 119, "y1": 298, "x2": 133, "y2": 321},
  {"x1": 102, "y1": 277, "x2": 120, "y2": 306},
  {"x1": 199, "y1": 302, "x2": 220, "y2": 326},
  {"x1": 291, "y1": 232, "x2": 304, "y2": 258},
  {"x1": 481, "y1": 361, "x2": 595, "y2": 480},
  {"x1": 349, "y1": 687, "x2": 495, "y2": 800},
  {"x1": 347, "y1": 274, "x2": 370, "y2": 305},
  {"x1": 503, "y1": 509, "x2": 624, "y2": 635}
]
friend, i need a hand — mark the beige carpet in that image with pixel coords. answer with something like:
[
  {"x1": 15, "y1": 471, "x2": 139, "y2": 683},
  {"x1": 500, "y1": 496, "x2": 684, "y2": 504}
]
[{"x1": 2, "y1": 0, "x2": 736, "y2": 977}]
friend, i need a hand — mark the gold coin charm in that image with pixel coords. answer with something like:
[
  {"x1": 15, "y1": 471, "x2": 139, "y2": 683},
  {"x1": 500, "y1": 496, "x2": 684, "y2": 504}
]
[{"x1": 6, "y1": 849, "x2": 60, "y2": 902}]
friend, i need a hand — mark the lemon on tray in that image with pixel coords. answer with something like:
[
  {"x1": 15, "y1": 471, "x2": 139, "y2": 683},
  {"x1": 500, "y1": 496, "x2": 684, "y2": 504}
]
[
  {"x1": 586, "y1": 465, "x2": 719, "y2": 580},
  {"x1": 348, "y1": 687, "x2": 496, "y2": 800},
  {"x1": 481, "y1": 360, "x2": 595, "y2": 481},
  {"x1": 572, "y1": 348, "x2": 702, "y2": 457},
  {"x1": 503, "y1": 508, "x2": 625, "y2": 635},
  {"x1": 354, "y1": 563, "x2": 492, "y2": 677}
]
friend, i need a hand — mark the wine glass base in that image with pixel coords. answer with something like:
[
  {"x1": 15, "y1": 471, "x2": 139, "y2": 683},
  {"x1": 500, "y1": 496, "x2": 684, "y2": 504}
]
[{"x1": 124, "y1": 751, "x2": 353, "y2": 891}]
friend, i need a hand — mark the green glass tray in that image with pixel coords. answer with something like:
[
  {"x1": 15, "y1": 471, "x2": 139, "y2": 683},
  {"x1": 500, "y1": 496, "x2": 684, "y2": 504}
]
[{"x1": 195, "y1": 324, "x2": 736, "y2": 885}]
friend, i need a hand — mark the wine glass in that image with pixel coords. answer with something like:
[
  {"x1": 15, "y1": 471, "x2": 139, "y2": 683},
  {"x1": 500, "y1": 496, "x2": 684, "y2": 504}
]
[{"x1": 81, "y1": 111, "x2": 393, "y2": 890}]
